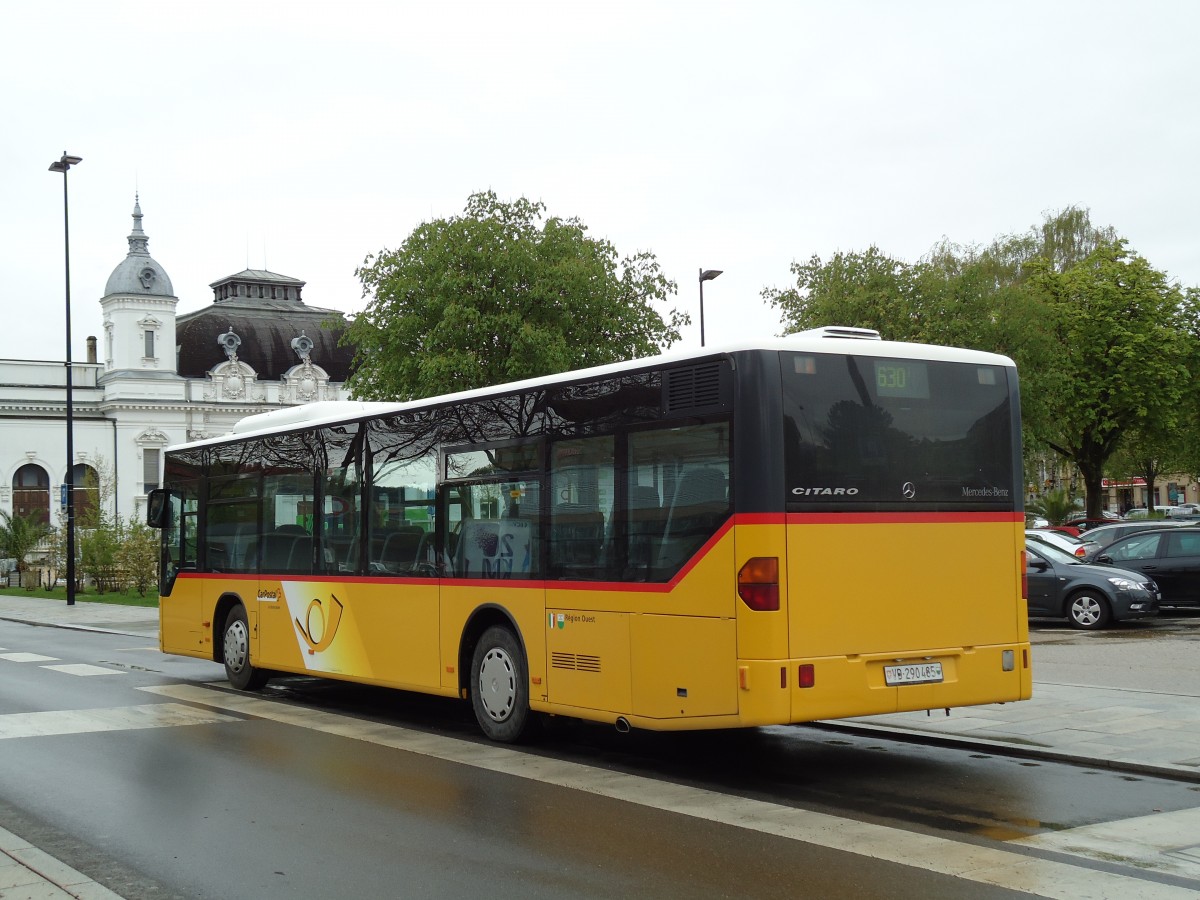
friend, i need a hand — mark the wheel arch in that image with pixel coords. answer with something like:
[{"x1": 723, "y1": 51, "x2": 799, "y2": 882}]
[
  {"x1": 458, "y1": 603, "x2": 525, "y2": 697},
  {"x1": 212, "y1": 591, "x2": 248, "y2": 664}
]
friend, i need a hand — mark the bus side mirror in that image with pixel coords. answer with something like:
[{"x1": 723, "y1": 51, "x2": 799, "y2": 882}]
[{"x1": 147, "y1": 489, "x2": 170, "y2": 528}]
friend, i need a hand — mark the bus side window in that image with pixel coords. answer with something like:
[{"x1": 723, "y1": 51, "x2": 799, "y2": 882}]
[
  {"x1": 451, "y1": 482, "x2": 540, "y2": 579},
  {"x1": 549, "y1": 436, "x2": 614, "y2": 580},
  {"x1": 627, "y1": 422, "x2": 730, "y2": 580},
  {"x1": 367, "y1": 420, "x2": 438, "y2": 578}
]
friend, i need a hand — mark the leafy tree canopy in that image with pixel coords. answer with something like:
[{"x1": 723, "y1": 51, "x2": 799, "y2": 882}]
[
  {"x1": 1023, "y1": 241, "x2": 1190, "y2": 516},
  {"x1": 761, "y1": 207, "x2": 1195, "y2": 518},
  {"x1": 342, "y1": 191, "x2": 686, "y2": 401}
]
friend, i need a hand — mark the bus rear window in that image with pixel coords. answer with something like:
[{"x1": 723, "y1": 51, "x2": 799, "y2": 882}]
[{"x1": 782, "y1": 352, "x2": 1015, "y2": 510}]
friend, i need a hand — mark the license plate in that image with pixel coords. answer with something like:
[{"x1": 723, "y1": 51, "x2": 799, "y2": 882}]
[{"x1": 884, "y1": 662, "x2": 944, "y2": 686}]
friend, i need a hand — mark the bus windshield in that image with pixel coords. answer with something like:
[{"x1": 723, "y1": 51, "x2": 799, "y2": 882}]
[{"x1": 782, "y1": 352, "x2": 1015, "y2": 509}]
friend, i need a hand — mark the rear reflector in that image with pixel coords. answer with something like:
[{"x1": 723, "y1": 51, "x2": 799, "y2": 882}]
[
  {"x1": 738, "y1": 557, "x2": 780, "y2": 611},
  {"x1": 798, "y1": 664, "x2": 815, "y2": 688}
]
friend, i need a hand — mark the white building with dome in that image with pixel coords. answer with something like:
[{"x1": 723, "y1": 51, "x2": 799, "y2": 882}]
[{"x1": 0, "y1": 198, "x2": 353, "y2": 527}]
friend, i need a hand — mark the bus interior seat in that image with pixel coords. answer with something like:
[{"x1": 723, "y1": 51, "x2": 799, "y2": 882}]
[
  {"x1": 657, "y1": 468, "x2": 729, "y2": 571},
  {"x1": 251, "y1": 532, "x2": 313, "y2": 574},
  {"x1": 625, "y1": 485, "x2": 664, "y2": 575},
  {"x1": 378, "y1": 527, "x2": 424, "y2": 572},
  {"x1": 287, "y1": 536, "x2": 314, "y2": 573},
  {"x1": 552, "y1": 502, "x2": 605, "y2": 574}
]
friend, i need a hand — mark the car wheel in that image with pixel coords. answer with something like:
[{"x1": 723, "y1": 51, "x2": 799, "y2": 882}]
[
  {"x1": 470, "y1": 625, "x2": 532, "y2": 743},
  {"x1": 223, "y1": 604, "x2": 269, "y2": 690},
  {"x1": 1067, "y1": 591, "x2": 1111, "y2": 630}
]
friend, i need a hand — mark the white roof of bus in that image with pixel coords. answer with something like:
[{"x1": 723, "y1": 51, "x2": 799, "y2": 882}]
[{"x1": 169, "y1": 329, "x2": 1016, "y2": 452}]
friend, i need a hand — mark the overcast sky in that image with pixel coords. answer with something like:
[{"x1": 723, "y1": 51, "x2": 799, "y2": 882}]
[{"x1": 4, "y1": 1, "x2": 1198, "y2": 367}]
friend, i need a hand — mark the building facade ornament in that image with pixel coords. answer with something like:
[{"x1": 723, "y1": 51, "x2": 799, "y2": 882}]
[{"x1": 2, "y1": 198, "x2": 351, "y2": 527}]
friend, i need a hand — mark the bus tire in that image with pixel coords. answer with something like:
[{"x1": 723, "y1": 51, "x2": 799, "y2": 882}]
[
  {"x1": 223, "y1": 604, "x2": 269, "y2": 691},
  {"x1": 470, "y1": 625, "x2": 532, "y2": 743}
]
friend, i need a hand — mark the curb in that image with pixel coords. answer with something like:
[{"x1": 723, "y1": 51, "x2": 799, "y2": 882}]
[{"x1": 809, "y1": 719, "x2": 1200, "y2": 785}]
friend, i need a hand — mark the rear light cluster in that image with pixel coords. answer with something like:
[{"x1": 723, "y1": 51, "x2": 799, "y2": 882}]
[{"x1": 738, "y1": 557, "x2": 779, "y2": 611}]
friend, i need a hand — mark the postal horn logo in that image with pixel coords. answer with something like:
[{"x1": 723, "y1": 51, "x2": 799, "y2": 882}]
[{"x1": 294, "y1": 593, "x2": 345, "y2": 653}]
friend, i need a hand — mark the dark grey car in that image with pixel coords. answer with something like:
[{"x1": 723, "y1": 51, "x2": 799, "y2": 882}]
[
  {"x1": 1026, "y1": 540, "x2": 1160, "y2": 629},
  {"x1": 1093, "y1": 527, "x2": 1200, "y2": 608}
]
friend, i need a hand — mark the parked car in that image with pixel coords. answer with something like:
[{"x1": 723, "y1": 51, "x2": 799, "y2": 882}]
[
  {"x1": 1124, "y1": 506, "x2": 1181, "y2": 520},
  {"x1": 1026, "y1": 528, "x2": 1100, "y2": 560},
  {"x1": 1093, "y1": 527, "x2": 1200, "y2": 608},
  {"x1": 1080, "y1": 519, "x2": 1193, "y2": 557},
  {"x1": 1062, "y1": 515, "x2": 1120, "y2": 534},
  {"x1": 1025, "y1": 540, "x2": 1159, "y2": 629}
]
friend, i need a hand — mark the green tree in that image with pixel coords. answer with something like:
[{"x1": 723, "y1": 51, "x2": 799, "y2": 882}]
[
  {"x1": 1026, "y1": 488, "x2": 1078, "y2": 526},
  {"x1": 763, "y1": 246, "x2": 926, "y2": 340},
  {"x1": 0, "y1": 510, "x2": 51, "y2": 589},
  {"x1": 1024, "y1": 242, "x2": 1190, "y2": 518},
  {"x1": 343, "y1": 191, "x2": 687, "y2": 401},
  {"x1": 115, "y1": 516, "x2": 159, "y2": 596}
]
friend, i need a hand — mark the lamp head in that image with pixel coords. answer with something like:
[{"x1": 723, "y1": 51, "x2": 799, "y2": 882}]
[{"x1": 49, "y1": 153, "x2": 83, "y2": 173}]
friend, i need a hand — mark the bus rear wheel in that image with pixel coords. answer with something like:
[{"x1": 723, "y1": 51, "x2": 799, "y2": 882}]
[
  {"x1": 223, "y1": 605, "x2": 269, "y2": 691},
  {"x1": 470, "y1": 625, "x2": 532, "y2": 743}
]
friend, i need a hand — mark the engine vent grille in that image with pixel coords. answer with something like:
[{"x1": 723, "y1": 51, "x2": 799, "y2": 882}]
[
  {"x1": 551, "y1": 652, "x2": 601, "y2": 673},
  {"x1": 663, "y1": 362, "x2": 729, "y2": 414}
]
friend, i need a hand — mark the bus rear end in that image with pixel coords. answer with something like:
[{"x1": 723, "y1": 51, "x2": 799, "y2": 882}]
[{"x1": 736, "y1": 338, "x2": 1031, "y2": 724}]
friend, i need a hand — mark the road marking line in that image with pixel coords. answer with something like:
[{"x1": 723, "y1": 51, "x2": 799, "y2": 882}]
[
  {"x1": 1013, "y1": 807, "x2": 1200, "y2": 880},
  {"x1": 40, "y1": 664, "x2": 126, "y2": 677},
  {"x1": 0, "y1": 653, "x2": 59, "y2": 663},
  {"x1": 0, "y1": 703, "x2": 237, "y2": 740},
  {"x1": 140, "y1": 683, "x2": 1197, "y2": 899}
]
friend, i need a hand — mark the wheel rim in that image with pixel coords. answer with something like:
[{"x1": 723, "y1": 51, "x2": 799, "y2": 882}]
[
  {"x1": 1071, "y1": 596, "x2": 1101, "y2": 626},
  {"x1": 478, "y1": 646, "x2": 516, "y2": 723},
  {"x1": 224, "y1": 619, "x2": 249, "y2": 673}
]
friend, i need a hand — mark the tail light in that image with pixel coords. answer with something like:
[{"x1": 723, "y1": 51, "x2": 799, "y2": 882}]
[{"x1": 738, "y1": 557, "x2": 779, "y2": 611}]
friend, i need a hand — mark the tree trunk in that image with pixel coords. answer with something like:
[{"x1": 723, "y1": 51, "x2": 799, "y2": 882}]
[{"x1": 1080, "y1": 462, "x2": 1107, "y2": 519}]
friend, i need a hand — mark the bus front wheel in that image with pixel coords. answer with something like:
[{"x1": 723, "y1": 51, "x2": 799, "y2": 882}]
[
  {"x1": 223, "y1": 605, "x2": 269, "y2": 691},
  {"x1": 470, "y1": 625, "x2": 532, "y2": 743}
]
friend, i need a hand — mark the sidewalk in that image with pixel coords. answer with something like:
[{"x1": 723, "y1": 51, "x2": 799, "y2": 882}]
[
  {"x1": 832, "y1": 680, "x2": 1200, "y2": 782},
  {"x1": 0, "y1": 595, "x2": 158, "y2": 640}
]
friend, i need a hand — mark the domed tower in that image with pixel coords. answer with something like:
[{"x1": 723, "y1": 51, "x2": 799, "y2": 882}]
[{"x1": 99, "y1": 196, "x2": 179, "y2": 373}]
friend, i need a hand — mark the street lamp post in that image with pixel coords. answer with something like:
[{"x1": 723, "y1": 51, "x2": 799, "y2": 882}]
[
  {"x1": 698, "y1": 268, "x2": 722, "y2": 347},
  {"x1": 49, "y1": 151, "x2": 82, "y2": 606}
]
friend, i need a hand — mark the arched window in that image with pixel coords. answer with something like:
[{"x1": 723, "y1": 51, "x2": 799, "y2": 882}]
[
  {"x1": 72, "y1": 463, "x2": 100, "y2": 526},
  {"x1": 13, "y1": 464, "x2": 50, "y2": 526}
]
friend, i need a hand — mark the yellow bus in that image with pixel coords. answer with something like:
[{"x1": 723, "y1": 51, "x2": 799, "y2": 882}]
[{"x1": 147, "y1": 327, "x2": 1031, "y2": 742}]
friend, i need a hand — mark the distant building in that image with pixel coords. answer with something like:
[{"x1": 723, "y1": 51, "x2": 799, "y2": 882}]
[{"x1": 0, "y1": 197, "x2": 353, "y2": 526}]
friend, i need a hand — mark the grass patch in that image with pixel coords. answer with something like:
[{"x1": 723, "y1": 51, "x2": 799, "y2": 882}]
[{"x1": 0, "y1": 585, "x2": 158, "y2": 608}]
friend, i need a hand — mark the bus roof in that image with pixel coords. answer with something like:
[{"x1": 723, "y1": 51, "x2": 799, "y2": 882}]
[{"x1": 170, "y1": 330, "x2": 1016, "y2": 452}]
